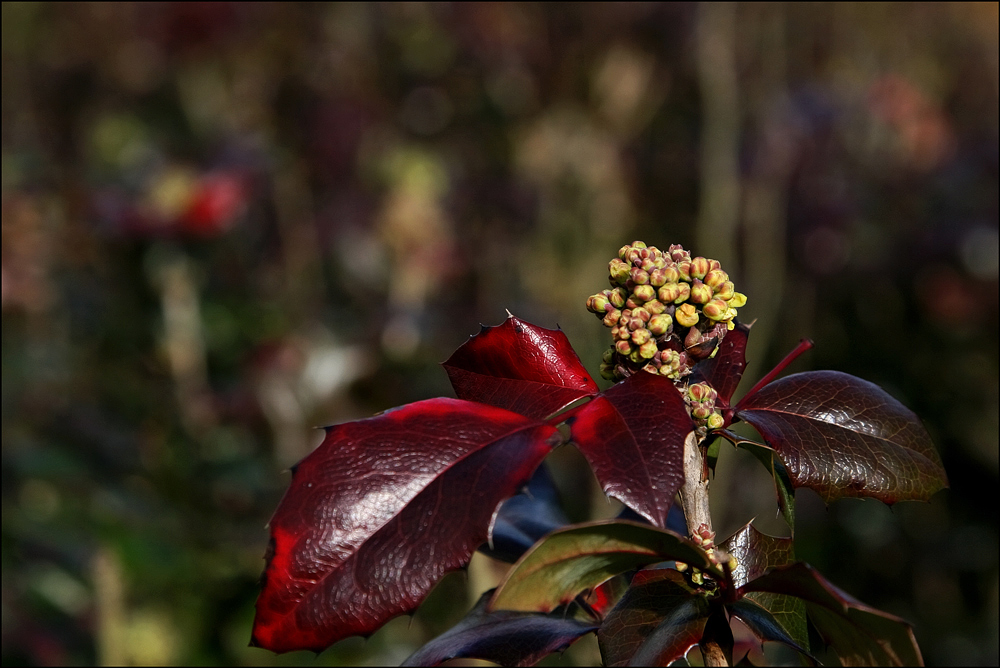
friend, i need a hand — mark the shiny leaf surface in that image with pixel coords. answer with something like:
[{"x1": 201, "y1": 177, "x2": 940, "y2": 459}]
[
  {"x1": 720, "y1": 523, "x2": 808, "y2": 650},
  {"x1": 489, "y1": 520, "x2": 722, "y2": 614},
  {"x1": 726, "y1": 599, "x2": 813, "y2": 660},
  {"x1": 478, "y1": 463, "x2": 569, "y2": 563},
  {"x1": 743, "y1": 563, "x2": 923, "y2": 666},
  {"x1": 736, "y1": 371, "x2": 948, "y2": 503},
  {"x1": 443, "y1": 314, "x2": 599, "y2": 419},
  {"x1": 402, "y1": 590, "x2": 597, "y2": 667},
  {"x1": 251, "y1": 399, "x2": 557, "y2": 653},
  {"x1": 569, "y1": 372, "x2": 693, "y2": 526},
  {"x1": 598, "y1": 568, "x2": 710, "y2": 667},
  {"x1": 691, "y1": 320, "x2": 751, "y2": 405}
]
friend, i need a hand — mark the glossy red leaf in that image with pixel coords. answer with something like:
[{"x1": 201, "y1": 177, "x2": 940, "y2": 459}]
[
  {"x1": 443, "y1": 314, "x2": 599, "y2": 419},
  {"x1": 402, "y1": 590, "x2": 597, "y2": 667},
  {"x1": 598, "y1": 568, "x2": 710, "y2": 667},
  {"x1": 251, "y1": 398, "x2": 558, "y2": 653},
  {"x1": 569, "y1": 372, "x2": 694, "y2": 527},
  {"x1": 691, "y1": 320, "x2": 751, "y2": 405},
  {"x1": 736, "y1": 371, "x2": 948, "y2": 503},
  {"x1": 743, "y1": 562, "x2": 922, "y2": 665}
]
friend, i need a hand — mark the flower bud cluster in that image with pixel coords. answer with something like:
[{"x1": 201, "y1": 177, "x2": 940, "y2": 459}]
[
  {"x1": 686, "y1": 382, "x2": 725, "y2": 431},
  {"x1": 586, "y1": 241, "x2": 747, "y2": 381}
]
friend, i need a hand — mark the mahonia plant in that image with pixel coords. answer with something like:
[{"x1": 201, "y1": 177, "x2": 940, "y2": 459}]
[{"x1": 251, "y1": 242, "x2": 948, "y2": 666}]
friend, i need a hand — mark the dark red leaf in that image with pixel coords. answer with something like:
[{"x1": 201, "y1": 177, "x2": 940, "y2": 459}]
[
  {"x1": 251, "y1": 398, "x2": 558, "y2": 653},
  {"x1": 736, "y1": 371, "x2": 948, "y2": 503},
  {"x1": 719, "y1": 523, "x2": 808, "y2": 650},
  {"x1": 742, "y1": 563, "x2": 922, "y2": 665},
  {"x1": 569, "y1": 372, "x2": 693, "y2": 527},
  {"x1": 443, "y1": 314, "x2": 599, "y2": 419},
  {"x1": 598, "y1": 568, "x2": 710, "y2": 667},
  {"x1": 402, "y1": 590, "x2": 597, "y2": 667},
  {"x1": 726, "y1": 599, "x2": 813, "y2": 661},
  {"x1": 691, "y1": 320, "x2": 751, "y2": 405}
]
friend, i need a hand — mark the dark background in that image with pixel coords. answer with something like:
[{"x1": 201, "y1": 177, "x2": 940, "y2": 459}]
[{"x1": 2, "y1": 3, "x2": 996, "y2": 665}]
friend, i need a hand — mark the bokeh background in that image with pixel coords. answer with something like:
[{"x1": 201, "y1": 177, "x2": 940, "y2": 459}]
[{"x1": 2, "y1": 3, "x2": 997, "y2": 666}]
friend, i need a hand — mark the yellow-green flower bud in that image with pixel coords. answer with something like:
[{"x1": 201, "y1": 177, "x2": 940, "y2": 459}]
[
  {"x1": 603, "y1": 308, "x2": 622, "y2": 327},
  {"x1": 648, "y1": 313, "x2": 672, "y2": 336},
  {"x1": 727, "y1": 555, "x2": 738, "y2": 571},
  {"x1": 729, "y1": 292, "x2": 747, "y2": 308},
  {"x1": 690, "y1": 279, "x2": 713, "y2": 304},
  {"x1": 677, "y1": 260, "x2": 692, "y2": 282},
  {"x1": 706, "y1": 412, "x2": 725, "y2": 430},
  {"x1": 600, "y1": 363, "x2": 617, "y2": 380},
  {"x1": 639, "y1": 340, "x2": 658, "y2": 359},
  {"x1": 615, "y1": 339, "x2": 633, "y2": 356},
  {"x1": 632, "y1": 240, "x2": 647, "y2": 250},
  {"x1": 657, "y1": 283, "x2": 681, "y2": 303},
  {"x1": 704, "y1": 269, "x2": 728, "y2": 290},
  {"x1": 649, "y1": 267, "x2": 668, "y2": 287},
  {"x1": 703, "y1": 298, "x2": 729, "y2": 321},
  {"x1": 692, "y1": 403, "x2": 713, "y2": 420},
  {"x1": 631, "y1": 327, "x2": 651, "y2": 346},
  {"x1": 587, "y1": 292, "x2": 611, "y2": 314},
  {"x1": 688, "y1": 382, "x2": 717, "y2": 403},
  {"x1": 675, "y1": 561, "x2": 688, "y2": 572},
  {"x1": 669, "y1": 244, "x2": 690, "y2": 263},
  {"x1": 631, "y1": 267, "x2": 650, "y2": 285},
  {"x1": 619, "y1": 245, "x2": 632, "y2": 260},
  {"x1": 663, "y1": 265, "x2": 680, "y2": 284},
  {"x1": 714, "y1": 280, "x2": 735, "y2": 301},
  {"x1": 640, "y1": 257, "x2": 657, "y2": 273},
  {"x1": 609, "y1": 259, "x2": 631, "y2": 285},
  {"x1": 632, "y1": 307, "x2": 651, "y2": 323},
  {"x1": 628, "y1": 349, "x2": 644, "y2": 364},
  {"x1": 633, "y1": 284, "x2": 656, "y2": 303},
  {"x1": 602, "y1": 347, "x2": 615, "y2": 364},
  {"x1": 617, "y1": 326, "x2": 632, "y2": 340},
  {"x1": 645, "y1": 299, "x2": 666, "y2": 315},
  {"x1": 690, "y1": 257, "x2": 710, "y2": 280},
  {"x1": 610, "y1": 287, "x2": 628, "y2": 308},
  {"x1": 676, "y1": 303, "x2": 699, "y2": 327}
]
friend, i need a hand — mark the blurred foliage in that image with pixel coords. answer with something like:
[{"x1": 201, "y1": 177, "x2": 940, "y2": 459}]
[{"x1": 1, "y1": 3, "x2": 996, "y2": 666}]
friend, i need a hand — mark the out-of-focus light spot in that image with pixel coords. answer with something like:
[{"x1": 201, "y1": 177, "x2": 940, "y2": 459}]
[
  {"x1": 400, "y1": 86, "x2": 453, "y2": 136},
  {"x1": 34, "y1": 567, "x2": 91, "y2": 616},
  {"x1": 801, "y1": 226, "x2": 850, "y2": 274},
  {"x1": 915, "y1": 263, "x2": 981, "y2": 328},
  {"x1": 19, "y1": 479, "x2": 61, "y2": 522},
  {"x1": 382, "y1": 312, "x2": 421, "y2": 359},
  {"x1": 960, "y1": 225, "x2": 999, "y2": 280},
  {"x1": 487, "y1": 64, "x2": 538, "y2": 116}
]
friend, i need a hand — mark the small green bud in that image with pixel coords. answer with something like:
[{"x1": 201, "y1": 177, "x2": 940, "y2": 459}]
[
  {"x1": 691, "y1": 570, "x2": 704, "y2": 585},
  {"x1": 602, "y1": 347, "x2": 615, "y2": 364},
  {"x1": 640, "y1": 257, "x2": 657, "y2": 273},
  {"x1": 587, "y1": 292, "x2": 610, "y2": 314},
  {"x1": 631, "y1": 327, "x2": 651, "y2": 346},
  {"x1": 703, "y1": 298, "x2": 730, "y2": 321},
  {"x1": 618, "y1": 245, "x2": 632, "y2": 260},
  {"x1": 727, "y1": 555, "x2": 738, "y2": 571},
  {"x1": 706, "y1": 412, "x2": 725, "y2": 430},
  {"x1": 648, "y1": 313, "x2": 672, "y2": 336},
  {"x1": 628, "y1": 349, "x2": 644, "y2": 364},
  {"x1": 649, "y1": 267, "x2": 668, "y2": 287},
  {"x1": 639, "y1": 340, "x2": 658, "y2": 359},
  {"x1": 600, "y1": 363, "x2": 617, "y2": 380},
  {"x1": 631, "y1": 267, "x2": 650, "y2": 285},
  {"x1": 615, "y1": 339, "x2": 633, "y2": 356},
  {"x1": 610, "y1": 287, "x2": 628, "y2": 308},
  {"x1": 729, "y1": 292, "x2": 747, "y2": 308},
  {"x1": 677, "y1": 260, "x2": 692, "y2": 282},
  {"x1": 689, "y1": 279, "x2": 713, "y2": 304},
  {"x1": 632, "y1": 240, "x2": 648, "y2": 250},
  {"x1": 714, "y1": 280, "x2": 735, "y2": 301},
  {"x1": 632, "y1": 284, "x2": 656, "y2": 303},
  {"x1": 690, "y1": 257, "x2": 710, "y2": 280},
  {"x1": 609, "y1": 259, "x2": 631, "y2": 285},
  {"x1": 644, "y1": 299, "x2": 666, "y2": 315},
  {"x1": 704, "y1": 269, "x2": 728, "y2": 289},
  {"x1": 687, "y1": 382, "x2": 715, "y2": 403},
  {"x1": 676, "y1": 303, "x2": 699, "y2": 327}
]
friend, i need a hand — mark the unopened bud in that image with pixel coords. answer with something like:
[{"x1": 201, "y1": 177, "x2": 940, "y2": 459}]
[
  {"x1": 704, "y1": 269, "x2": 729, "y2": 289},
  {"x1": 658, "y1": 283, "x2": 681, "y2": 303},
  {"x1": 615, "y1": 340, "x2": 633, "y2": 356},
  {"x1": 632, "y1": 240, "x2": 648, "y2": 250},
  {"x1": 631, "y1": 327, "x2": 652, "y2": 346},
  {"x1": 600, "y1": 364, "x2": 617, "y2": 380},
  {"x1": 633, "y1": 284, "x2": 655, "y2": 303},
  {"x1": 631, "y1": 267, "x2": 650, "y2": 285},
  {"x1": 703, "y1": 298, "x2": 730, "y2": 321},
  {"x1": 677, "y1": 261, "x2": 692, "y2": 282},
  {"x1": 640, "y1": 257, "x2": 657, "y2": 273},
  {"x1": 649, "y1": 267, "x2": 668, "y2": 287},
  {"x1": 690, "y1": 257, "x2": 710, "y2": 280},
  {"x1": 714, "y1": 281, "x2": 735, "y2": 301},
  {"x1": 603, "y1": 308, "x2": 622, "y2": 327},
  {"x1": 648, "y1": 313, "x2": 673, "y2": 336},
  {"x1": 587, "y1": 293, "x2": 611, "y2": 314},
  {"x1": 619, "y1": 245, "x2": 632, "y2": 261},
  {"x1": 676, "y1": 303, "x2": 699, "y2": 327},
  {"x1": 706, "y1": 412, "x2": 725, "y2": 430},
  {"x1": 675, "y1": 561, "x2": 688, "y2": 572},
  {"x1": 684, "y1": 325, "x2": 703, "y2": 349},
  {"x1": 639, "y1": 340, "x2": 658, "y2": 359},
  {"x1": 610, "y1": 287, "x2": 628, "y2": 308},
  {"x1": 692, "y1": 404, "x2": 713, "y2": 419},
  {"x1": 632, "y1": 307, "x2": 651, "y2": 323},
  {"x1": 669, "y1": 244, "x2": 690, "y2": 263},
  {"x1": 688, "y1": 382, "x2": 715, "y2": 402},
  {"x1": 663, "y1": 265, "x2": 680, "y2": 284},
  {"x1": 602, "y1": 347, "x2": 615, "y2": 364},
  {"x1": 625, "y1": 297, "x2": 641, "y2": 310},
  {"x1": 729, "y1": 292, "x2": 747, "y2": 308},
  {"x1": 609, "y1": 259, "x2": 631, "y2": 285},
  {"x1": 645, "y1": 299, "x2": 666, "y2": 315},
  {"x1": 617, "y1": 326, "x2": 632, "y2": 340},
  {"x1": 728, "y1": 556, "x2": 738, "y2": 571},
  {"x1": 628, "y1": 349, "x2": 644, "y2": 364},
  {"x1": 690, "y1": 279, "x2": 713, "y2": 304},
  {"x1": 691, "y1": 570, "x2": 704, "y2": 585}
]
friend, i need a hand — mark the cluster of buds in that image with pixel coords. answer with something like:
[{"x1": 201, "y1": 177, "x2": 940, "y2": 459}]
[
  {"x1": 674, "y1": 524, "x2": 738, "y2": 585},
  {"x1": 586, "y1": 242, "x2": 747, "y2": 382},
  {"x1": 687, "y1": 382, "x2": 725, "y2": 432}
]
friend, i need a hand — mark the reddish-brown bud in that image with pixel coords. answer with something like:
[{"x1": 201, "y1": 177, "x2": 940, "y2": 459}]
[
  {"x1": 631, "y1": 327, "x2": 652, "y2": 346},
  {"x1": 648, "y1": 313, "x2": 673, "y2": 336},
  {"x1": 615, "y1": 339, "x2": 633, "y2": 355},
  {"x1": 603, "y1": 308, "x2": 622, "y2": 327},
  {"x1": 704, "y1": 269, "x2": 728, "y2": 290},
  {"x1": 644, "y1": 299, "x2": 666, "y2": 315},
  {"x1": 690, "y1": 279, "x2": 713, "y2": 304},
  {"x1": 690, "y1": 257, "x2": 710, "y2": 280},
  {"x1": 639, "y1": 340, "x2": 658, "y2": 359},
  {"x1": 633, "y1": 284, "x2": 656, "y2": 303},
  {"x1": 631, "y1": 267, "x2": 650, "y2": 285},
  {"x1": 703, "y1": 298, "x2": 730, "y2": 321},
  {"x1": 677, "y1": 261, "x2": 692, "y2": 282}
]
